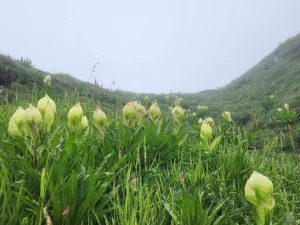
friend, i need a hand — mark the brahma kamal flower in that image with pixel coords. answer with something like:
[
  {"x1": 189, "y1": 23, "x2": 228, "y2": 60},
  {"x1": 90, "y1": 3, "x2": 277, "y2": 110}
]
[
  {"x1": 122, "y1": 101, "x2": 137, "y2": 127},
  {"x1": 284, "y1": 103, "x2": 289, "y2": 110},
  {"x1": 37, "y1": 95, "x2": 56, "y2": 131},
  {"x1": 37, "y1": 95, "x2": 56, "y2": 115},
  {"x1": 223, "y1": 111, "x2": 232, "y2": 122},
  {"x1": 149, "y1": 102, "x2": 161, "y2": 123},
  {"x1": 43, "y1": 74, "x2": 51, "y2": 87},
  {"x1": 93, "y1": 107, "x2": 107, "y2": 140},
  {"x1": 245, "y1": 171, "x2": 275, "y2": 224},
  {"x1": 93, "y1": 107, "x2": 107, "y2": 129},
  {"x1": 200, "y1": 122, "x2": 212, "y2": 142},
  {"x1": 122, "y1": 101, "x2": 146, "y2": 127},
  {"x1": 277, "y1": 108, "x2": 282, "y2": 112},
  {"x1": 245, "y1": 171, "x2": 275, "y2": 209},
  {"x1": 8, "y1": 107, "x2": 29, "y2": 137},
  {"x1": 171, "y1": 106, "x2": 185, "y2": 125},
  {"x1": 68, "y1": 103, "x2": 83, "y2": 129}
]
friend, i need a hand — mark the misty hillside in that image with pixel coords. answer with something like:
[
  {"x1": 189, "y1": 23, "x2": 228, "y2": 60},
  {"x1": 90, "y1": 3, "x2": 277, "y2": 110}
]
[
  {"x1": 1, "y1": 33, "x2": 300, "y2": 126},
  {"x1": 0, "y1": 54, "x2": 135, "y2": 111},
  {"x1": 185, "y1": 33, "x2": 300, "y2": 125}
]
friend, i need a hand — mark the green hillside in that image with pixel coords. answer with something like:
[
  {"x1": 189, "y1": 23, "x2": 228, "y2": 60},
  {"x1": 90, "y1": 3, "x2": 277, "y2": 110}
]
[
  {"x1": 186, "y1": 33, "x2": 300, "y2": 125},
  {"x1": 0, "y1": 54, "x2": 134, "y2": 111},
  {"x1": 1, "y1": 33, "x2": 300, "y2": 125}
]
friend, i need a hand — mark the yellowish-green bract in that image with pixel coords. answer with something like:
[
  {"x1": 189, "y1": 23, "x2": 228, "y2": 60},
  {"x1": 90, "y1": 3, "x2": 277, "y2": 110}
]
[
  {"x1": 122, "y1": 101, "x2": 147, "y2": 127},
  {"x1": 37, "y1": 94, "x2": 56, "y2": 132},
  {"x1": 8, "y1": 107, "x2": 29, "y2": 137},
  {"x1": 67, "y1": 103, "x2": 90, "y2": 131},
  {"x1": 200, "y1": 122, "x2": 212, "y2": 142},
  {"x1": 171, "y1": 105, "x2": 184, "y2": 127},
  {"x1": 93, "y1": 107, "x2": 107, "y2": 128},
  {"x1": 245, "y1": 171, "x2": 275, "y2": 224},
  {"x1": 149, "y1": 101, "x2": 161, "y2": 124},
  {"x1": 223, "y1": 111, "x2": 232, "y2": 122}
]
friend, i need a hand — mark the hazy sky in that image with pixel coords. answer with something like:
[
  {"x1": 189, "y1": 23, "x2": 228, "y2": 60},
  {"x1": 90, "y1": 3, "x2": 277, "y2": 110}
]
[{"x1": 1, "y1": 0, "x2": 300, "y2": 93}]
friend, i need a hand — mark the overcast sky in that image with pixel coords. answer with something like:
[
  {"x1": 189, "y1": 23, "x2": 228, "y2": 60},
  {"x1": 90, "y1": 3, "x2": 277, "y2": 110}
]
[{"x1": 1, "y1": 0, "x2": 300, "y2": 93}]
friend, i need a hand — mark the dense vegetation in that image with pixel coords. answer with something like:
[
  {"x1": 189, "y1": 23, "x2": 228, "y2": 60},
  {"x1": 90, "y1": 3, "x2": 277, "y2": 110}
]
[
  {"x1": 0, "y1": 78, "x2": 299, "y2": 224},
  {"x1": 0, "y1": 34, "x2": 300, "y2": 225}
]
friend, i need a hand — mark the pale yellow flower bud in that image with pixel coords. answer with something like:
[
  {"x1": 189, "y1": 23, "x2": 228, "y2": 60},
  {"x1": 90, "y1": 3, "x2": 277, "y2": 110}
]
[
  {"x1": 93, "y1": 107, "x2": 107, "y2": 128},
  {"x1": 149, "y1": 102, "x2": 161, "y2": 122},
  {"x1": 8, "y1": 107, "x2": 30, "y2": 137},
  {"x1": 223, "y1": 111, "x2": 232, "y2": 122},
  {"x1": 277, "y1": 108, "x2": 282, "y2": 112},
  {"x1": 200, "y1": 122, "x2": 212, "y2": 141},
  {"x1": 284, "y1": 103, "x2": 289, "y2": 110},
  {"x1": 171, "y1": 106, "x2": 185, "y2": 124},
  {"x1": 122, "y1": 101, "x2": 146, "y2": 127},
  {"x1": 68, "y1": 103, "x2": 83, "y2": 128},
  {"x1": 122, "y1": 101, "x2": 136, "y2": 127},
  {"x1": 245, "y1": 171, "x2": 275, "y2": 210},
  {"x1": 8, "y1": 118, "x2": 22, "y2": 137},
  {"x1": 37, "y1": 95, "x2": 56, "y2": 131},
  {"x1": 37, "y1": 95, "x2": 56, "y2": 115}
]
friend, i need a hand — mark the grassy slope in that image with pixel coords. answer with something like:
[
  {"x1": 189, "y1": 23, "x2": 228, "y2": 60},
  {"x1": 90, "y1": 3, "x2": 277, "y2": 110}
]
[
  {"x1": 186, "y1": 33, "x2": 300, "y2": 125},
  {"x1": 0, "y1": 54, "x2": 133, "y2": 111}
]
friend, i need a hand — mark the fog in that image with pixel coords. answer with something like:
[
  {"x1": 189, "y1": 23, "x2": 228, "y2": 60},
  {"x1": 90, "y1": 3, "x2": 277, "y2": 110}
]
[{"x1": 1, "y1": 0, "x2": 300, "y2": 93}]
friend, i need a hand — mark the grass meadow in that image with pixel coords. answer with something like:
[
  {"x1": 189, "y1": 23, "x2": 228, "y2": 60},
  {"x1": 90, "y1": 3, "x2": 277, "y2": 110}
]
[{"x1": 0, "y1": 83, "x2": 299, "y2": 225}]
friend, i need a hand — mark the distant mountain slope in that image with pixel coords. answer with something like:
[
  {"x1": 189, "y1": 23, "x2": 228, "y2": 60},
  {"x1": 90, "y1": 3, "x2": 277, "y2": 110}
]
[
  {"x1": 186, "y1": 33, "x2": 300, "y2": 125},
  {"x1": 0, "y1": 54, "x2": 133, "y2": 110}
]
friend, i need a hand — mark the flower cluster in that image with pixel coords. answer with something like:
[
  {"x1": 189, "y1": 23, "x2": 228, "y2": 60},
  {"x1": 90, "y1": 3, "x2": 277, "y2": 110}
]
[
  {"x1": 171, "y1": 105, "x2": 185, "y2": 130},
  {"x1": 122, "y1": 101, "x2": 147, "y2": 127},
  {"x1": 197, "y1": 105, "x2": 208, "y2": 113},
  {"x1": 8, "y1": 95, "x2": 56, "y2": 139},
  {"x1": 67, "y1": 103, "x2": 88, "y2": 131},
  {"x1": 149, "y1": 101, "x2": 161, "y2": 124},
  {"x1": 222, "y1": 111, "x2": 232, "y2": 122},
  {"x1": 37, "y1": 95, "x2": 56, "y2": 132},
  {"x1": 275, "y1": 102, "x2": 297, "y2": 124}
]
